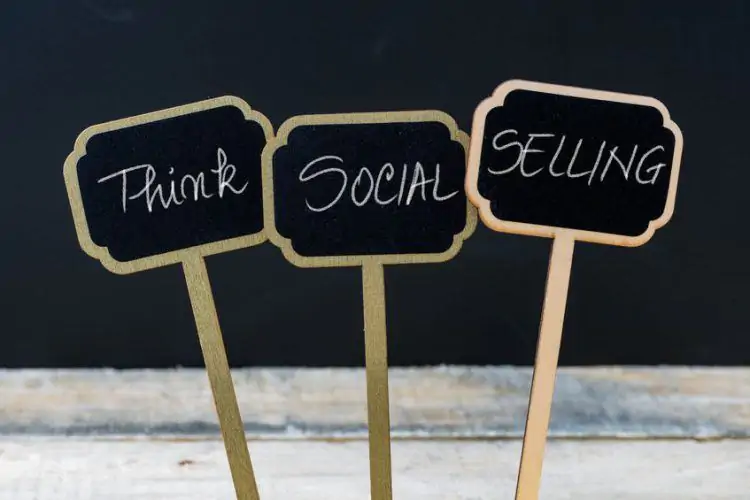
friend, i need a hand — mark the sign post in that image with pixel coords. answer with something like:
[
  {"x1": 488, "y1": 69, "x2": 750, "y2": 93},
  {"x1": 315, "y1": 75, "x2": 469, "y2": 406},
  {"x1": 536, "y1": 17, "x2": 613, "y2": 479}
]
[
  {"x1": 361, "y1": 258, "x2": 392, "y2": 498},
  {"x1": 64, "y1": 97, "x2": 273, "y2": 500},
  {"x1": 466, "y1": 80, "x2": 684, "y2": 500},
  {"x1": 263, "y1": 111, "x2": 476, "y2": 500}
]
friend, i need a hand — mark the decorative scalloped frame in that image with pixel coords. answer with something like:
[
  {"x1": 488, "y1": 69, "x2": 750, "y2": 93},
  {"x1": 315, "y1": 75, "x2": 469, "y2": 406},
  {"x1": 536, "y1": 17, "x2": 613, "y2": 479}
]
[
  {"x1": 465, "y1": 79, "x2": 684, "y2": 247},
  {"x1": 63, "y1": 96, "x2": 274, "y2": 274},
  {"x1": 262, "y1": 110, "x2": 478, "y2": 268}
]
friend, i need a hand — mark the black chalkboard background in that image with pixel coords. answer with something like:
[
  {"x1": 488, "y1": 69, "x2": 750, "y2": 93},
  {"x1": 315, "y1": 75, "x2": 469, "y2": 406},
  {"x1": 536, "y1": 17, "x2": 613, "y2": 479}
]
[{"x1": 1, "y1": 1, "x2": 748, "y2": 367}]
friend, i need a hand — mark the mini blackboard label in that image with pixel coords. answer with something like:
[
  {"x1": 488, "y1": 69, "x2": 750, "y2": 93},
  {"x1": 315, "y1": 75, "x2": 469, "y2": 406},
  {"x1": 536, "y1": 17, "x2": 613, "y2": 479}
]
[
  {"x1": 466, "y1": 80, "x2": 684, "y2": 246},
  {"x1": 263, "y1": 112, "x2": 476, "y2": 266},
  {"x1": 64, "y1": 97, "x2": 273, "y2": 273}
]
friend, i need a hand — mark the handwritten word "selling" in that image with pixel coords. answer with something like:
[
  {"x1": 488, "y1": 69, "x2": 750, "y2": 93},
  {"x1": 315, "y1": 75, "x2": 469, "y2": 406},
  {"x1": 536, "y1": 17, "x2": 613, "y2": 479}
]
[{"x1": 490, "y1": 130, "x2": 668, "y2": 186}]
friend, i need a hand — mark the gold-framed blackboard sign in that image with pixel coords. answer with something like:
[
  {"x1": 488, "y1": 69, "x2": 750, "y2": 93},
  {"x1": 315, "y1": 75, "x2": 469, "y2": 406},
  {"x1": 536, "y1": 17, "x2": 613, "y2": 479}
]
[
  {"x1": 64, "y1": 96, "x2": 272, "y2": 274},
  {"x1": 264, "y1": 111, "x2": 476, "y2": 267},
  {"x1": 263, "y1": 110, "x2": 476, "y2": 500},
  {"x1": 63, "y1": 96, "x2": 273, "y2": 500}
]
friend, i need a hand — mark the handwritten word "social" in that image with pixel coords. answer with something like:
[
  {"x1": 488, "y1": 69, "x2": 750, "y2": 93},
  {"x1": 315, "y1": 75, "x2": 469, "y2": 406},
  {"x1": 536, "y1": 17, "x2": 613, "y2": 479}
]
[
  {"x1": 97, "y1": 147, "x2": 248, "y2": 213},
  {"x1": 490, "y1": 129, "x2": 668, "y2": 186},
  {"x1": 299, "y1": 156, "x2": 459, "y2": 212}
]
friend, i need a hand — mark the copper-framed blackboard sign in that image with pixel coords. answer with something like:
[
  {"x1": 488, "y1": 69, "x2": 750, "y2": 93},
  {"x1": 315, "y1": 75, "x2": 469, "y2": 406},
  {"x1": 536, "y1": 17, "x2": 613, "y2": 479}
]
[{"x1": 467, "y1": 79, "x2": 683, "y2": 247}]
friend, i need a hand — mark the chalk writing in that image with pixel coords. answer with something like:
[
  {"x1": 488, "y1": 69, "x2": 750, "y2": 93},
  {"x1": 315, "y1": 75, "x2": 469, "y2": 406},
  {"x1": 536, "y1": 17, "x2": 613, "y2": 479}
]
[
  {"x1": 299, "y1": 156, "x2": 458, "y2": 212},
  {"x1": 98, "y1": 147, "x2": 248, "y2": 213},
  {"x1": 489, "y1": 129, "x2": 667, "y2": 186}
]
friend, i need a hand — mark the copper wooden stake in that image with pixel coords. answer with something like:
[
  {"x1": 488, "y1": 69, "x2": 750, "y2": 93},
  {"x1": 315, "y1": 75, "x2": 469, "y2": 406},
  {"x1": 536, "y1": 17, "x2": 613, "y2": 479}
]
[
  {"x1": 465, "y1": 80, "x2": 684, "y2": 500},
  {"x1": 514, "y1": 233, "x2": 575, "y2": 500}
]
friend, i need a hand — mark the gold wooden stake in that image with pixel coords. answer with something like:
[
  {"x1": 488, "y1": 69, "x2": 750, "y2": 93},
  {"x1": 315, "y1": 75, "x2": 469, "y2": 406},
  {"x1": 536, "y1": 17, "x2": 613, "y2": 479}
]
[
  {"x1": 362, "y1": 260, "x2": 393, "y2": 500},
  {"x1": 514, "y1": 232, "x2": 575, "y2": 500},
  {"x1": 183, "y1": 255, "x2": 261, "y2": 500}
]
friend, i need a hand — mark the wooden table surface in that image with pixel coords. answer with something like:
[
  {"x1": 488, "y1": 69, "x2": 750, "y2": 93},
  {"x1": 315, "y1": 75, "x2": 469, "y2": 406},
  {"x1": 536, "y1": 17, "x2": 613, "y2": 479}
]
[{"x1": 1, "y1": 367, "x2": 748, "y2": 499}]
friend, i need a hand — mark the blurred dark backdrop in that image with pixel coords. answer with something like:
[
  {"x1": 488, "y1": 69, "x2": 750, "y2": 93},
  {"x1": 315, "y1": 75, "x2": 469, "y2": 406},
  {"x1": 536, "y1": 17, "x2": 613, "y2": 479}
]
[{"x1": 1, "y1": 1, "x2": 748, "y2": 367}]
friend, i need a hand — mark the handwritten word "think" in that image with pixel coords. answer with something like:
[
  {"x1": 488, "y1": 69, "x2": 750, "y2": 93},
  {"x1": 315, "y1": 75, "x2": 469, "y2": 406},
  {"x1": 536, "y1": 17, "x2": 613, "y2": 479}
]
[{"x1": 97, "y1": 147, "x2": 248, "y2": 213}]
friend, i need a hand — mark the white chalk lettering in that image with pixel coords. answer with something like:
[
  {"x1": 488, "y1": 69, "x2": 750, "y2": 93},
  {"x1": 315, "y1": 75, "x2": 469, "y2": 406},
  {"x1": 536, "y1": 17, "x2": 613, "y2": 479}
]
[
  {"x1": 96, "y1": 147, "x2": 248, "y2": 214},
  {"x1": 549, "y1": 135, "x2": 567, "y2": 177},
  {"x1": 397, "y1": 164, "x2": 408, "y2": 205},
  {"x1": 97, "y1": 164, "x2": 151, "y2": 213},
  {"x1": 298, "y1": 158, "x2": 459, "y2": 212},
  {"x1": 211, "y1": 148, "x2": 248, "y2": 197},
  {"x1": 521, "y1": 133, "x2": 554, "y2": 177},
  {"x1": 635, "y1": 145, "x2": 666, "y2": 185},
  {"x1": 406, "y1": 162, "x2": 430, "y2": 205},
  {"x1": 599, "y1": 145, "x2": 636, "y2": 183},
  {"x1": 351, "y1": 167, "x2": 375, "y2": 206},
  {"x1": 180, "y1": 172, "x2": 214, "y2": 201},
  {"x1": 374, "y1": 163, "x2": 398, "y2": 205},
  {"x1": 485, "y1": 132, "x2": 668, "y2": 187},
  {"x1": 432, "y1": 164, "x2": 459, "y2": 202},
  {"x1": 299, "y1": 155, "x2": 348, "y2": 213},
  {"x1": 568, "y1": 140, "x2": 604, "y2": 181},
  {"x1": 163, "y1": 168, "x2": 185, "y2": 208},
  {"x1": 489, "y1": 129, "x2": 523, "y2": 175}
]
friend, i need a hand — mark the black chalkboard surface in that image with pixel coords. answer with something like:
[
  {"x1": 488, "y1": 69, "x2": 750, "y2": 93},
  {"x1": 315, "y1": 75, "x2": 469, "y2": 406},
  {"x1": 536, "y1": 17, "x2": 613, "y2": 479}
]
[
  {"x1": 467, "y1": 80, "x2": 683, "y2": 246},
  {"x1": 64, "y1": 97, "x2": 273, "y2": 273},
  {"x1": 264, "y1": 112, "x2": 476, "y2": 266},
  {"x1": 3, "y1": 1, "x2": 748, "y2": 369}
]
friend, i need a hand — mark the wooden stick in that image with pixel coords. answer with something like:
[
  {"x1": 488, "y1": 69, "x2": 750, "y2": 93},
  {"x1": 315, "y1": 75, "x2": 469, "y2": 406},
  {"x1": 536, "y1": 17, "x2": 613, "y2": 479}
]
[
  {"x1": 515, "y1": 232, "x2": 576, "y2": 500},
  {"x1": 183, "y1": 255, "x2": 260, "y2": 500},
  {"x1": 361, "y1": 261, "x2": 394, "y2": 500}
]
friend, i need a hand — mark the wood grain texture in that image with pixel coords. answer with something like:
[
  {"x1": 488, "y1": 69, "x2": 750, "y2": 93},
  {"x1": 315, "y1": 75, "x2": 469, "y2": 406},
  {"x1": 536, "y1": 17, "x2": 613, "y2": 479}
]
[
  {"x1": 1, "y1": 367, "x2": 748, "y2": 438},
  {"x1": 0, "y1": 438, "x2": 747, "y2": 499},
  {"x1": 183, "y1": 257, "x2": 259, "y2": 500},
  {"x1": 361, "y1": 262, "x2": 393, "y2": 500},
  {"x1": 515, "y1": 233, "x2": 575, "y2": 500}
]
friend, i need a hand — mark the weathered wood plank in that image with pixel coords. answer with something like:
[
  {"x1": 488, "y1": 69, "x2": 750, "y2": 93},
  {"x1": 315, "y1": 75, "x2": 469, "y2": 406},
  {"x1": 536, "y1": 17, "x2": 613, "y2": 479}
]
[
  {"x1": 0, "y1": 438, "x2": 747, "y2": 499},
  {"x1": 1, "y1": 367, "x2": 748, "y2": 438}
]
